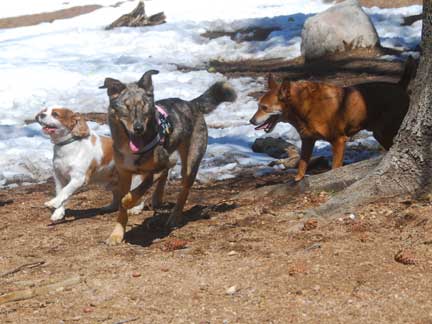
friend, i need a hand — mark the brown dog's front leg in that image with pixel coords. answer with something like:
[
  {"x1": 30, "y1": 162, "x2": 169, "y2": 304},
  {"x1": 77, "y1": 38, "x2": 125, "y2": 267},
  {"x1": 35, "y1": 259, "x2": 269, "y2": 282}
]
[
  {"x1": 331, "y1": 137, "x2": 347, "y2": 168},
  {"x1": 295, "y1": 138, "x2": 316, "y2": 182}
]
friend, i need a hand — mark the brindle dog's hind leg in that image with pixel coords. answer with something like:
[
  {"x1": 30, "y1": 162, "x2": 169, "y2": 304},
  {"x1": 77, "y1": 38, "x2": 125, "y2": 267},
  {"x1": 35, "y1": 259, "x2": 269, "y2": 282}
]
[
  {"x1": 152, "y1": 169, "x2": 169, "y2": 209},
  {"x1": 166, "y1": 122, "x2": 207, "y2": 228},
  {"x1": 106, "y1": 169, "x2": 133, "y2": 245},
  {"x1": 121, "y1": 173, "x2": 154, "y2": 210}
]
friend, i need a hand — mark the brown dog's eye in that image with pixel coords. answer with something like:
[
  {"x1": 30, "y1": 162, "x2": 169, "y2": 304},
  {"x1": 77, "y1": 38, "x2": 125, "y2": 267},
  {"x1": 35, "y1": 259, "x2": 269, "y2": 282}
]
[
  {"x1": 52, "y1": 111, "x2": 59, "y2": 118},
  {"x1": 261, "y1": 105, "x2": 269, "y2": 112}
]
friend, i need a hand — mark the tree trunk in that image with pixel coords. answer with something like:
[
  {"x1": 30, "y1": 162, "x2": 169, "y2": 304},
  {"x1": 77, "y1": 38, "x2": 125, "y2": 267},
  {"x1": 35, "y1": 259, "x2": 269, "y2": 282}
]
[{"x1": 314, "y1": 1, "x2": 432, "y2": 217}]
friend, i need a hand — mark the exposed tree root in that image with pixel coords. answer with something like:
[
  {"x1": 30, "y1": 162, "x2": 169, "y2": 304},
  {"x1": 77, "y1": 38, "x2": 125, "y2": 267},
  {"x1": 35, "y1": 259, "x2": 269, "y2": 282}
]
[{"x1": 240, "y1": 156, "x2": 382, "y2": 201}]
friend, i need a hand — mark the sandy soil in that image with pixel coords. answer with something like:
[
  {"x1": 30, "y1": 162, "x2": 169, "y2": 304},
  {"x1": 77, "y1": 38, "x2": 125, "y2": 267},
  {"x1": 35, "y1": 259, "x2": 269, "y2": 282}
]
[{"x1": 1, "y1": 170, "x2": 432, "y2": 324}]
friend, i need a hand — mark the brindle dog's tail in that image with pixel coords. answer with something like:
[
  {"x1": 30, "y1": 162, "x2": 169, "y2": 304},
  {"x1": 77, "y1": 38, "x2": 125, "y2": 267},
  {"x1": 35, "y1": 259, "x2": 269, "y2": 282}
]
[{"x1": 190, "y1": 81, "x2": 237, "y2": 114}]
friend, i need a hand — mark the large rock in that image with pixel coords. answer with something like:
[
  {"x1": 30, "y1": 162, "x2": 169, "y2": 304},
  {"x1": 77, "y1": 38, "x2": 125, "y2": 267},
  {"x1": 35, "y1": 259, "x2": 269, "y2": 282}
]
[
  {"x1": 251, "y1": 137, "x2": 329, "y2": 170},
  {"x1": 252, "y1": 137, "x2": 299, "y2": 159},
  {"x1": 301, "y1": 0, "x2": 379, "y2": 61}
]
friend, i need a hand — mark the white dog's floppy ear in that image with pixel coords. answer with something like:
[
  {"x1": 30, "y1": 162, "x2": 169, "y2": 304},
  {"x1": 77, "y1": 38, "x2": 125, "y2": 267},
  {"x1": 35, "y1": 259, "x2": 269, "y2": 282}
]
[
  {"x1": 71, "y1": 113, "x2": 90, "y2": 137},
  {"x1": 99, "y1": 78, "x2": 126, "y2": 98}
]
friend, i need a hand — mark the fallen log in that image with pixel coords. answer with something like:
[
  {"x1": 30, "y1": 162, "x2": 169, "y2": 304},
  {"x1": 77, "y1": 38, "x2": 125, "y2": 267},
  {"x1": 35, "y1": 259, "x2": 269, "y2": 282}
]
[
  {"x1": 106, "y1": 1, "x2": 166, "y2": 30},
  {"x1": 0, "y1": 275, "x2": 81, "y2": 305}
]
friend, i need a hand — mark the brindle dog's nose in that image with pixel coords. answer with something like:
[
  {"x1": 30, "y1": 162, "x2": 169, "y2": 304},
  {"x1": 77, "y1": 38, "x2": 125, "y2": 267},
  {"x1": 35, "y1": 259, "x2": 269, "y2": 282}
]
[{"x1": 133, "y1": 122, "x2": 144, "y2": 134}]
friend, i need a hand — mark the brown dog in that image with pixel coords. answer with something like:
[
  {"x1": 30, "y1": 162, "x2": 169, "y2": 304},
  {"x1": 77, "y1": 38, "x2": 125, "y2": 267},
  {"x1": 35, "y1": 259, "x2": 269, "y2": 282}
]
[{"x1": 250, "y1": 60, "x2": 415, "y2": 181}]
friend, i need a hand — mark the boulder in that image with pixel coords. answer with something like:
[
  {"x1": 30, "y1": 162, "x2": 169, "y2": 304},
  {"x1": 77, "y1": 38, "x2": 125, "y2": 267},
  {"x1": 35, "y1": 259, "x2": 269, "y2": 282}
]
[
  {"x1": 301, "y1": 0, "x2": 379, "y2": 61},
  {"x1": 252, "y1": 137, "x2": 299, "y2": 159},
  {"x1": 252, "y1": 137, "x2": 329, "y2": 171}
]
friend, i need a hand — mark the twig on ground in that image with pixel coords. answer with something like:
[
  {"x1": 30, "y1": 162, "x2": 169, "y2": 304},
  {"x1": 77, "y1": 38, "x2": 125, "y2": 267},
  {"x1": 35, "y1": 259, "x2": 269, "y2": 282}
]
[
  {"x1": 0, "y1": 260, "x2": 45, "y2": 278},
  {"x1": 0, "y1": 275, "x2": 81, "y2": 305},
  {"x1": 113, "y1": 318, "x2": 140, "y2": 324}
]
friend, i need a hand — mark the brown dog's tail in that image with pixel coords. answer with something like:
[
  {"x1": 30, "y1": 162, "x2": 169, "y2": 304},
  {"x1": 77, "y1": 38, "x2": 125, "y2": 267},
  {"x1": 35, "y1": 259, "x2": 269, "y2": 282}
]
[
  {"x1": 399, "y1": 56, "x2": 418, "y2": 90},
  {"x1": 190, "y1": 81, "x2": 237, "y2": 114}
]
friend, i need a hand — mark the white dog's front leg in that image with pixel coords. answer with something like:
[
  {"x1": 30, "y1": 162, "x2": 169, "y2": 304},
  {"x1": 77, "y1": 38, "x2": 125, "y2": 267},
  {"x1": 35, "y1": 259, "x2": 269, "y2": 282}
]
[
  {"x1": 45, "y1": 173, "x2": 64, "y2": 209},
  {"x1": 45, "y1": 177, "x2": 85, "y2": 209}
]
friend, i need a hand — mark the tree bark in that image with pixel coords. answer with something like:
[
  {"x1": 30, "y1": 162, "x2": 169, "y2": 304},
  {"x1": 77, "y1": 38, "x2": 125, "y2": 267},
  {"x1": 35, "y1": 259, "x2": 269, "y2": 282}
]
[{"x1": 313, "y1": 1, "x2": 432, "y2": 217}]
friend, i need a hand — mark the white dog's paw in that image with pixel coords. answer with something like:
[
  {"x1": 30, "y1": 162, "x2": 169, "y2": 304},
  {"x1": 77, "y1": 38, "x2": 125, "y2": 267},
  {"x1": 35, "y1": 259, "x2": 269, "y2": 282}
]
[
  {"x1": 45, "y1": 198, "x2": 62, "y2": 209},
  {"x1": 50, "y1": 207, "x2": 65, "y2": 222},
  {"x1": 128, "y1": 201, "x2": 145, "y2": 215},
  {"x1": 44, "y1": 200, "x2": 55, "y2": 209}
]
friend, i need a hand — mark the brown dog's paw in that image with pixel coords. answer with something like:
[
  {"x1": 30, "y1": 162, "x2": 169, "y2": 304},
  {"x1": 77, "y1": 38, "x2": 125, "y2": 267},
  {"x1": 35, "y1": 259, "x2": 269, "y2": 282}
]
[
  {"x1": 121, "y1": 192, "x2": 135, "y2": 210},
  {"x1": 294, "y1": 174, "x2": 305, "y2": 182},
  {"x1": 165, "y1": 212, "x2": 183, "y2": 228}
]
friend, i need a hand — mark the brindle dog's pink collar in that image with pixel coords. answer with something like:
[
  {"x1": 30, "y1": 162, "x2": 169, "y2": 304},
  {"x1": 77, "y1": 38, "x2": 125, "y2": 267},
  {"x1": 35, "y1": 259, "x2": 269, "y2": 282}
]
[{"x1": 131, "y1": 104, "x2": 170, "y2": 155}]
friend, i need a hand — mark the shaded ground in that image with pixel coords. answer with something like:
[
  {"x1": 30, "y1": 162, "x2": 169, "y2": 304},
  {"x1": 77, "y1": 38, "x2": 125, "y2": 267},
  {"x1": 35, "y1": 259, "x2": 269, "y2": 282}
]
[{"x1": 1, "y1": 171, "x2": 432, "y2": 324}]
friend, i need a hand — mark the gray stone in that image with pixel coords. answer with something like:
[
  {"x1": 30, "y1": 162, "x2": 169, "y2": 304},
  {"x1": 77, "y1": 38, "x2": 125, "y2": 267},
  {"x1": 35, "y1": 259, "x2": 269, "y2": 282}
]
[
  {"x1": 301, "y1": 0, "x2": 379, "y2": 61},
  {"x1": 251, "y1": 137, "x2": 299, "y2": 159}
]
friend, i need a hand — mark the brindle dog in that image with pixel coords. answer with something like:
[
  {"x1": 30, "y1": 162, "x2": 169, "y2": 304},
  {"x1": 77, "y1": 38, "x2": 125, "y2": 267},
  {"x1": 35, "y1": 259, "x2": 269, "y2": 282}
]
[{"x1": 100, "y1": 70, "x2": 236, "y2": 245}]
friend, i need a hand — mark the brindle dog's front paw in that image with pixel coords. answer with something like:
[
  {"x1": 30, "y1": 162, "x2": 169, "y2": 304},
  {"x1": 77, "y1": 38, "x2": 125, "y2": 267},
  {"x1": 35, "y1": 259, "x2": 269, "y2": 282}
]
[
  {"x1": 121, "y1": 192, "x2": 135, "y2": 210},
  {"x1": 105, "y1": 223, "x2": 125, "y2": 245},
  {"x1": 105, "y1": 233, "x2": 123, "y2": 246}
]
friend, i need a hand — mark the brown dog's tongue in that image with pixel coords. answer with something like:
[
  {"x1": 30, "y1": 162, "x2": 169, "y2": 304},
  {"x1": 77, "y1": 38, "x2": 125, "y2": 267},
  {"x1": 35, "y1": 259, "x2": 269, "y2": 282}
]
[{"x1": 255, "y1": 121, "x2": 270, "y2": 131}]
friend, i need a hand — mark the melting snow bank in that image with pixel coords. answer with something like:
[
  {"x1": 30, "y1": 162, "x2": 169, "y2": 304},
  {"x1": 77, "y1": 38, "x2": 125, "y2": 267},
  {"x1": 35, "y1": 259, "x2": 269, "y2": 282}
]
[{"x1": 0, "y1": 1, "x2": 422, "y2": 187}]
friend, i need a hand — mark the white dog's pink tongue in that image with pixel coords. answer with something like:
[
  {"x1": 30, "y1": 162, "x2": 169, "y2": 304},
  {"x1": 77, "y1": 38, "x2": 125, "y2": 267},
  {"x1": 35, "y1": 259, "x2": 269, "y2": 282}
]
[
  {"x1": 43, "y1": 126, "x2": 56, "y2": 134},
  {"x1": 129, "y1": 140, "x2": 140, "y2": 153}
]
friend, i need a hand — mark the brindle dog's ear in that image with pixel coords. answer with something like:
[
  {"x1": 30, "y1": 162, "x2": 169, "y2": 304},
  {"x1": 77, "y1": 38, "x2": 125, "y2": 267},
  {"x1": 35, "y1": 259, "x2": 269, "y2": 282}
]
[
  {"x1": 137, "y1": 70, "x2": 159, "y2": 94},
  {"x1": 99, "y1": 78, "x2": 126, "y2": 98},
  {"x1": 268, "y1": 73, "x2": 278, "y2": 90},
  {"x1": 71, "y1": 113, "x2": 90, "y2": 138},
  {"x1": 278, "y1": 79, "x2": 291, "y2": 102}
]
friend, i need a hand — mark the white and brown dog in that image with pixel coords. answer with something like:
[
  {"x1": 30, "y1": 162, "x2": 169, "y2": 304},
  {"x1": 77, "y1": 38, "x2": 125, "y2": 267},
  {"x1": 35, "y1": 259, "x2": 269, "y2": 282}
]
[{"x1": 35, "y1": 107, "x2": 121, "y2": 222}]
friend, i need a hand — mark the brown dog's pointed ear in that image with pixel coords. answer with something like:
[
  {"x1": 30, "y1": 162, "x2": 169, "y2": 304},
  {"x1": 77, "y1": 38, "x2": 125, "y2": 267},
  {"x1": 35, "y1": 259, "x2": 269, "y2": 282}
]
[
  {"x1": 268, "y1": 73, "x2": 278, "y2": 90},
  {"x1": 137, "y1": 70, "x2": 159, "y2": 93},
  {"x1": 278, "y1": 79, "x2": 291, "y2": 101},
  {"x1": 71, "y1": 113, "x2": 90, "y2": 138},
  {"x1": 99, "y1": 78, "x2": 126, "y2": 98}
]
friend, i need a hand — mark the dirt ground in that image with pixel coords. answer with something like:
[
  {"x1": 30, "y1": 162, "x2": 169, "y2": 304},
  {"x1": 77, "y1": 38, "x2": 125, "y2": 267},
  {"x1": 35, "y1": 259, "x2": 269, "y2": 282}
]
[
  {"x1": 1, "y1": 0, "x2": 430, "y2": 323},
  {"x1": 1, "y1": 169, "x2": 432, "y2": 324}
]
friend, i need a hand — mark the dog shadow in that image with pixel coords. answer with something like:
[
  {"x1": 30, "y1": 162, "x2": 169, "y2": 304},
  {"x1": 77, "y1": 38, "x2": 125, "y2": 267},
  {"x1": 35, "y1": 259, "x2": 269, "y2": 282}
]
[
  {"x1": 47, "y1": 206, "x2": 117, "y2": 226},
  {"x1": 124, "y1": 202, "x2": 238, "y2": 247}
]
